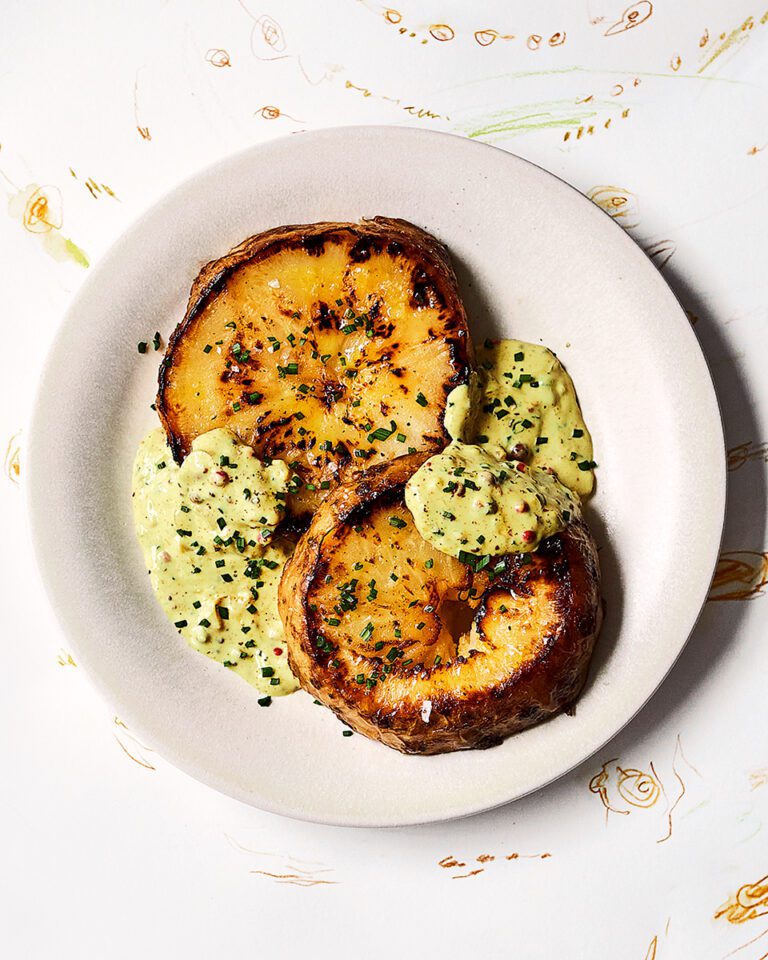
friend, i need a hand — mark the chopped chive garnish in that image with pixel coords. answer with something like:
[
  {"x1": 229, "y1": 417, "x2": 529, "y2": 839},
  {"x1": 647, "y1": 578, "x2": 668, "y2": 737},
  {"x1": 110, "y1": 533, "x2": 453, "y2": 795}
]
[
  {"x1": 216, "y1": 605, "x2": 229, "y2": 620},
  {"x1": 415, "y1": 391, "x2": 428, "y2": 407},
  {"x1": 514, "y1": 351, "x2": 524, "y2": 361},
  {"x1": 388, "y1": 516, "x2": 406, "y2": 529},
  {"x1": 572, "y1": 428, "x2": 584, "y2": 438},
  {"x1": 137, "y1": 341, "x2": 147, "y2": 354},
  {"x1": 203, "y1": 344, "x2": 212, "y2": 353},
  {"x1": 174, "y1": 620, "x2": 187, "y2": 628}
]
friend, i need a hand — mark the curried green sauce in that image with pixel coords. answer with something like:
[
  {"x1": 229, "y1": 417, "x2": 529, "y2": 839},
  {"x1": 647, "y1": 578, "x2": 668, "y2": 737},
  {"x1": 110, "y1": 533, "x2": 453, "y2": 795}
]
[
  {"x1": 131, "y1": 428, "x2": 298, "y2": 696},
  {"x1": 405, "y1": 440, "x2": 578, "y2": 557},
  {"x1": 447, "y1": 339, "x2": 595, "y2": 498},
  {"x1": 407, "y1": 339, "x2": 594, "y2": 560}
]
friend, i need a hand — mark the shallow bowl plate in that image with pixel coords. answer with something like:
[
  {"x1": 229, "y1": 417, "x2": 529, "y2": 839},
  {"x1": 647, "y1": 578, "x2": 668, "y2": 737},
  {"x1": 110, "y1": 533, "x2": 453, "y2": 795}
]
[{"x1": 27, "y1": 127, "x2": 725, "y2": 826}]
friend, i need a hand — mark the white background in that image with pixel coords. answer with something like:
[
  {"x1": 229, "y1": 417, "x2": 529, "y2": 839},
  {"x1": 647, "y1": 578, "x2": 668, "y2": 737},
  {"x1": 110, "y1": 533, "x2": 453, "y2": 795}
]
[{"x1": 1, "y1": 1, "x2": 767, "y2": 957}]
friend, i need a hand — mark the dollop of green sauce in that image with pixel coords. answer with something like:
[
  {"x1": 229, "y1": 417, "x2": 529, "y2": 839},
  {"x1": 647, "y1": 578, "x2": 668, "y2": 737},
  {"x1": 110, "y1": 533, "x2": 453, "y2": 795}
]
[
  {"x1": 405, "y1": 440, "x2": 577, "y2": 557},
  {"x1": 131, "y1": 427, "x2": 298, "y2": 695},
  {"x1": 452, "y1": 339, "x2": 595, "y2": 497},
  {"x1": 406, "y1": 339, "x2": 594, "y2": 559}
]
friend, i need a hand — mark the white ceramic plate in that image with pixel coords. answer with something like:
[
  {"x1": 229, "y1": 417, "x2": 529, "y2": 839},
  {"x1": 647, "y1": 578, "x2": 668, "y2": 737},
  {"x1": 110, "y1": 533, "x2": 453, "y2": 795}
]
[{"x1": 27, "y1": 127, "x2": 725, "y2": 826}]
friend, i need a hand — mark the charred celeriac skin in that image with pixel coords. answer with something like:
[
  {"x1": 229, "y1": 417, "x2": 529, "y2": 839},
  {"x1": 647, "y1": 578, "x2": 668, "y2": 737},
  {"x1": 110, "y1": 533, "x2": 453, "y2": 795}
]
[
  {"x1": 279, "y1": 453, "x2": 602, "y2": 755},
  {"x1": 157, "y1": 218, "x2": 474, "y2": 516}
]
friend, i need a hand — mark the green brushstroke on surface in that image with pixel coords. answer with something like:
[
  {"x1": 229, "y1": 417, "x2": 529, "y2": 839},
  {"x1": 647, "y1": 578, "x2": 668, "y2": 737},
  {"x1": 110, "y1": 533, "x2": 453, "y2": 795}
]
[
  {"x1": 435, "y1": 64, "x2": 746, "y2": 98},
  {"x1": 63, "y1": 237, "x2": 90, "y2": 268},
  {"x1": 698, "y1": 13, "x2": 768, "y2": 75},
  {"x1": 459, "y1": 99, "x2": 619, "y2": 141}
]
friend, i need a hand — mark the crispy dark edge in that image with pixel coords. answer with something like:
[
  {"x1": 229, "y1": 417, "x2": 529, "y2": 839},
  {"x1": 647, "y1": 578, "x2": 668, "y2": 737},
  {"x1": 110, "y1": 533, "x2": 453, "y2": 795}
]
[{"x1": 279, "y1": 454, "x2": 603, "y2": 755}]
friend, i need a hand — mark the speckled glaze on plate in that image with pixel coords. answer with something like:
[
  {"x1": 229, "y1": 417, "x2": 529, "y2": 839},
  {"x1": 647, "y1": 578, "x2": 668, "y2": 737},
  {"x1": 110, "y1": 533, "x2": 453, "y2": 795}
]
[{"x1": 26, "y1": 127, "x2": 725, "y2": 826}]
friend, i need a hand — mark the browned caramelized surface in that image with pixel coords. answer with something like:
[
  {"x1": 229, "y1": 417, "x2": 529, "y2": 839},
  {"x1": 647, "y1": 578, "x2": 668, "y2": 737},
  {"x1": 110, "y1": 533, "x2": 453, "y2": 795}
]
[
  {"x1": 279, "y1": 454, "x2": 602, "y2": 754},
  {"x1": 157, "y1": 218, "x2": 473, "y2": 514}
]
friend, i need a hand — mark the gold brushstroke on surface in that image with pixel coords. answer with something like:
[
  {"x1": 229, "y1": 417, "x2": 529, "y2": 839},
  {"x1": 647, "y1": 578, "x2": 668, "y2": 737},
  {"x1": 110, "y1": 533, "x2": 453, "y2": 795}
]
[
  {"x1": 728, "y1": 441, "x2": 768, "y2": 470},
  {"x1": 113, "y1": 717, "x2": 156, "y2": 771},
  {"x1": 698, "y1": 14, "x2": 766, "y2": 75},
  {"x1": 344, "y1": 79, "x2": 449, "y2": 121},
  {"x1": 227, "y1": 835, "x2": 337, "y2": 885},
  {"x1": 708, "y1": 551, "x2": 768, "y2": 601},
  {"x1": 749, "y1": 769, "x2": 768, "y2": 790},
  {"x1": 250, "y1": 870, "x2": 337, "y2": 887},
  {"x1": 716, "y1": 876, "x2": 768, "y2": 924},
  {"x1": 604, "y1": 1, "x2": 653, "y2": 37},
  {"x1": 251, "y1": 12, "x2": 287, "y2": 55},
  {"x1": 439, "y1": 855, "x2": 466, "y2": 869},
  {"x1": 590, "y1": 739, "x2": 700, "y2": 840},
  {"x1": 644, "y1": 935, "x2": 658, "y2": 960},
  {"x1": 7, "y1": 183, "x2": 89, "y2": 267},
  {"x1": 355, "y1": 0, "x2": 566, "y2": 50},
  {"x1": 657, "y1": 737, "x2": 699, "y2": 843},
  {"x1": 56, "y1": 650, "x2": 77, "y2": 667},
  {"x1": 429, "y1": 23, "x2": 455, "y2": 42},
  {"x1": 474, "y1": 28, "x2": 515, "y2": 46},
  {"x1": 747, "y1": 144, "x2": 767, "y2": 155},
  {"x1": 440, "y1": 850, "x2": 551, "y2": 879},
  {"x1": 617, "y1": 766, "x2": 661, "y2": 808},
  {"x1": 590, "y1": 758, "x2": 629, "y2": 820},
  {"x1": 255, "y1": 104, "x2": 304, "y2": 122},
  {"x1": 586, "y1": 186, "x2": 640, "y2": 229},
  {"x1": 723, "y1": 927, "x2": 768, "y2": 959},
  {"x1": 205, "y1": 48, "x2": 232, "y2": 67},
  {"x1": 240, "y1": 4, "x2": 337, "y2": 84},
  {"x1": 133, "y1": 70, "x2": 151, "y2": 141},
  {"x1": 74, "y1": 176, "x2": 119, "y2": 202},
  {"x1": 4, "y1": 431, "x2": 21, "y2": 484}
]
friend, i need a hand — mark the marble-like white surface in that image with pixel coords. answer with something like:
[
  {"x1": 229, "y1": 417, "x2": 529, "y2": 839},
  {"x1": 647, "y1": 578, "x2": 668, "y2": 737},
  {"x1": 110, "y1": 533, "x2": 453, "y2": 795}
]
[{"x1": 1, "y1": 1, "x2": 766, "y2": 957}]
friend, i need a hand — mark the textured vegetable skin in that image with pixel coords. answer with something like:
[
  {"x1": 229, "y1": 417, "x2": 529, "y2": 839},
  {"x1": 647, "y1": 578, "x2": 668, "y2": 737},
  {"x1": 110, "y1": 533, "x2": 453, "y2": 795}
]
[
  {"x1": 156, "y1": 217, "x2": 473, "y2": 516},
  {"x1": 278, "y1": 453, "x2": 602, "y2": 755}
]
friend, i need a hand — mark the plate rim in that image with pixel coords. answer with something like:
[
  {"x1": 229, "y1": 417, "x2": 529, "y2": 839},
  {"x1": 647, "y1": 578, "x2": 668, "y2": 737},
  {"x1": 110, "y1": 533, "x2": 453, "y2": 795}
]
[{"x1": 25, "y1": 125, "x2": 727, "y2": 827}]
